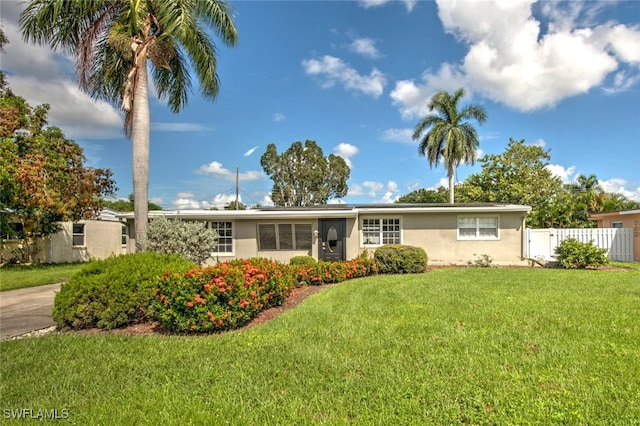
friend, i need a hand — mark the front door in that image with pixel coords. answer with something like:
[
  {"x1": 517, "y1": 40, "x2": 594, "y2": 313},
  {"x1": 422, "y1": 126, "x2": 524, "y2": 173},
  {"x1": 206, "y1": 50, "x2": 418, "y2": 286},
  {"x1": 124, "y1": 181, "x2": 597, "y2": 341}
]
[{"x1": 319, "y1": 219, "x2": 346, "y2": 262}]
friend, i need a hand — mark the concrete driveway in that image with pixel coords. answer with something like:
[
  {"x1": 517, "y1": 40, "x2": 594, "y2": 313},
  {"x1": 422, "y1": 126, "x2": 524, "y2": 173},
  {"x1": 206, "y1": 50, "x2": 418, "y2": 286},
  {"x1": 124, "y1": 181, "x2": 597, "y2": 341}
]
[{"x1": 0, "y1": 283, "x2": 60, "y2": 340}]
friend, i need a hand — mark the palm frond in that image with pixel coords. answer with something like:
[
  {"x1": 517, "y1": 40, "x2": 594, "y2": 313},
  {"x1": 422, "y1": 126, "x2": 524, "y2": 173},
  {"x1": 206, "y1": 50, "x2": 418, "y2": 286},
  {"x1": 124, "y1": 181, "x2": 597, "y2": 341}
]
[
  {"x1": 151, "y1": 43, "x2": 191, "y2": 113},
  {"x1": 195, "y1": 0, "x2": 239, "y2": 47}
]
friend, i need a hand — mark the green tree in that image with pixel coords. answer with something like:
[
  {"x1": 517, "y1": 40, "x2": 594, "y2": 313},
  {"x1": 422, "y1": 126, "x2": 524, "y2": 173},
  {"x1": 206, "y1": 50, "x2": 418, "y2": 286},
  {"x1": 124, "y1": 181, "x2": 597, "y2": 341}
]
[
  {"x1": 459, "y1": 138, "x2": 564, "y2": 227},
  {"x1": 1, "y1": 88, "x2": 116, "y2": 262},
  {"x1": 260, "y1": 140, "x2": 350, "y2": 206},
  {"x1": 20, "y1": 0, "x2": 238, "y2": 251},
  {"x1": 395, "y1": 187, "x2": 449, "y2": 204},
  {"x1": 102, "y1": 194, "x2": 162, "y2": 212},
  {"x1": 412, "y1": 88, "x2": 487, "y2": 204}
]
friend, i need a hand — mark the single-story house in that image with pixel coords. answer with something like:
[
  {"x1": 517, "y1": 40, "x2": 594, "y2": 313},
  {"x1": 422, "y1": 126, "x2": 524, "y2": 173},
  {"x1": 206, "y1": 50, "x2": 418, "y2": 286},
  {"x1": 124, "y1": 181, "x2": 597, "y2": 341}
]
[
  {"x1": 1, "y1": 209, "x2": 128, "y2": 264},
  {"x1": 118, "y1": 203, "x2": 532, "y2": 266},
  {"x1": 589, "y1": 209, "x2": 640, "y2": 261}
]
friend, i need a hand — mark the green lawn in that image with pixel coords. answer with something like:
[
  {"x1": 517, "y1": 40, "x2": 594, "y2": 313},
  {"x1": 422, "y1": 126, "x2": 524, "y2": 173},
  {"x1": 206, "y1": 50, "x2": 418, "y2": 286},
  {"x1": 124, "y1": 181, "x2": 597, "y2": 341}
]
[
  {"x1": 0, "y1": 263, "x2": 87, "y2": 292},
  {"x1": 1, "y1": 267, "x2": 639, "y2": 424}
]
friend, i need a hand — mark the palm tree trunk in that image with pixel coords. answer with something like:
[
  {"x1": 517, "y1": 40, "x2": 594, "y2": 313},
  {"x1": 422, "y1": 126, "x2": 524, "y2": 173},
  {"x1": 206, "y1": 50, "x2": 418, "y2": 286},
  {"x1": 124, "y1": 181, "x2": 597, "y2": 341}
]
[
  {"x1": 448, "y1": 173, "x2": 455, "y2": 204},
  {"x1": 132, "y1": 53, "x2": 149, "y2": 252}
]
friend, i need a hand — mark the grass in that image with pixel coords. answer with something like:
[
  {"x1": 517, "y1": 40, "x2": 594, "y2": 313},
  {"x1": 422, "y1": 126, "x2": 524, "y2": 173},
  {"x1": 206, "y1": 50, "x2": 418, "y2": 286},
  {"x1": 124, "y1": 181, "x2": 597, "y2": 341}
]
[
  {"x1": 0, "y1": 263, "x2": 87, "y2": 292},
  {"x1": 1, "y1": 267, "x2": 639, "y2": 424}
]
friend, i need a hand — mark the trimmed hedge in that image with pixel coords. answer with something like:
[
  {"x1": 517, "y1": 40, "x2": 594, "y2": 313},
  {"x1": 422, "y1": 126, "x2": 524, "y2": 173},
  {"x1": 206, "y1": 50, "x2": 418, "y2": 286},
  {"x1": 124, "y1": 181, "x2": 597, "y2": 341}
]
[
  {"x1": 289, "y1": 255, "x2": 317, "y2": 266},
  {"x1": 292, "y1": 255, "x2": 378, "y2": 286},
  {"x1": 374, "y1": 244, "x2": 428, "y2": 274},
  {"x1": 53, "y1": 252, "x2": 196, "y2": 330}
]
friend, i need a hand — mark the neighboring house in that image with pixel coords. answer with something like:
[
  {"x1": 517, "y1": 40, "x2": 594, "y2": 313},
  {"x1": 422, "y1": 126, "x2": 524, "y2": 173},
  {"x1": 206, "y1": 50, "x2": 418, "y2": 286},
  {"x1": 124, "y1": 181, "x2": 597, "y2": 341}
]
[
  {"x1": 589, "y1": 209, "x2": 640, "y2": 261},
  {"x1": 118, "y1": 203, "x2": 532, "y2": 265},
  {"x1": 1, "y1": 209, "x2": 128, "y2": 264}
]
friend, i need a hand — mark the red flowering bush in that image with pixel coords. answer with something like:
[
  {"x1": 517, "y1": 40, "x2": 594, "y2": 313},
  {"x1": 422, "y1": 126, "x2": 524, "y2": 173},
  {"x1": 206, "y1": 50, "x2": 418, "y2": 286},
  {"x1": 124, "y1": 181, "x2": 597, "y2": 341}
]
[
  {"x1": 153, "y1": 258, "x2": 297, "y2": 333},
  {"x1": 291, "y1": 253, "x2": 377, "y2": 286},
  {"x1": 154, "y1": 254, "x2": 377, "y2": 334}
]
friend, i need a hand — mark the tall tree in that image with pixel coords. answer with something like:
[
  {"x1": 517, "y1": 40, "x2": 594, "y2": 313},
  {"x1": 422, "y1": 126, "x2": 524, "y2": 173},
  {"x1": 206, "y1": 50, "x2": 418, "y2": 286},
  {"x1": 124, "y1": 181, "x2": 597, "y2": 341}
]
[
  {"x1": 459, "y1": 138, "x2": 565, "y2": 227},
  {"x1": 1, "y1": 87, "x2": 116, "y2": 262},
  {"x1": 412, "y1": 88, "x2": 487, "y2": 204},
  {"x1": 260, "y1": 140, "x2": 350, "y2": 206},
  {"x1": 20, "y1": 0, "x2": 238, "y2": 251}
]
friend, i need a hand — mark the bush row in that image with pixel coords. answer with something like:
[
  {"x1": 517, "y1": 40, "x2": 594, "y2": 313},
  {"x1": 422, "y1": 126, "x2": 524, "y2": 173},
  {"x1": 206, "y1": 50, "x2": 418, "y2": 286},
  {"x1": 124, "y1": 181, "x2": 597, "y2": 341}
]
[
  {"x1": 53, "y1": 245, "x2": 419, "y2": 333},
  {"x1": 154, "y1": 255, "x2": 378, "y2": 333},
  {"x1": 290, "y1": 254, "x2": 378, "y2": 286}
]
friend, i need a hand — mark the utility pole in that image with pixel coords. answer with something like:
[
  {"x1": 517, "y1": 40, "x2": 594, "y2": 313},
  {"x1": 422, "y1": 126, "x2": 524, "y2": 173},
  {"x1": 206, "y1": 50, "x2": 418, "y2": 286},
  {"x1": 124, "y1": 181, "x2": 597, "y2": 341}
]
[{"x1": 235, "y1": 166, "x2": 239, "y2": 210}]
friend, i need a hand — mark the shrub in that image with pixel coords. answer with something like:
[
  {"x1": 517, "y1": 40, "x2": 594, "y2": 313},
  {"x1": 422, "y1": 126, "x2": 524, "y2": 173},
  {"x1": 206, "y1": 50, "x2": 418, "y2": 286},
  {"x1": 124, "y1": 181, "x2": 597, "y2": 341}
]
[
  {"x1": 289, "y1": 255, "x2": 317, "y2": 266},
  {"x1": 292, "y1": 254, "x2": 377, "y2": 286},
  {"x1": 53, "y1": 252, "x2": 196, "y2": 330},
  {"x1": 146, "y1": 218, "x2": 218, "y2": 264},
  {"x1": 554, "y1": 238, "x2": 608, "y2": 269},
  {"x1": 467, "y1": 254, "x2": 494, "y2": 268},
  {"x1": 374, "y1": 244, "x2": 428, "y2": 274},
  {"x1": 153, "y1": 258, "x2": 297, "y2": 333}
]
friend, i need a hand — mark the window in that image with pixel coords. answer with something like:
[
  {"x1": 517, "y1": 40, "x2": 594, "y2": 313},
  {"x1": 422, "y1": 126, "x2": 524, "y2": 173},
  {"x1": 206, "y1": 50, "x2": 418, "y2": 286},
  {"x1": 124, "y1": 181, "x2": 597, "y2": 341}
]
[
  {"x1": 121, "y1": 225, "x2": 127, "y2": 245},
  {"x1": 611, "y1": 222, "x2": 623, "y2": 229},
  {"x1": 362, "y1": 218, "x2": 401, "y2": 245},
  {"x1": 72, "y1": 223, "x2": 85, "y2": 246},
  {"x1": 458, "y1": 216, "x2": 499, "y2": 239},
  {"x1": 207, "y1": 221, "x2": 234, "y2": 254},
  {"x1": 1, "y1": 222, "x2": 24, "y2": 241},
  {"x1": 295, "y1": 224, "x2": 312, "y2": 250},
  {"x1": 258, "y1": 223, "x2": 312, "y2": 250}
]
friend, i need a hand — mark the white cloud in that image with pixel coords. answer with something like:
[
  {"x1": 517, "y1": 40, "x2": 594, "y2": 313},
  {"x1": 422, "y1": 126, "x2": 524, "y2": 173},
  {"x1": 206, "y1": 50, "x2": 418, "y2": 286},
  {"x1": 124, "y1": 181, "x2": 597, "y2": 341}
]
[
  {"x1": 171, "y1": 192, "x2": 244, "y2": 210},
  {"x1": 212, "y1": 193, "x2": 242, "y2": 209},
  {"x1": 381, "y1": 128, "x2": 414, "y2": 144},
  {"x1": 197, "y1": 161, "x2": 265, "y2": 182},
  {"x1": 302, "y1": 55, "x2": 387, "y2": 98},
  {"x1": 600, "y1": 178, "x2": 640, "y2": 201},
  {"x1": 151, "y1": 122, "x2": 210, "y2": 132},
  {"x1": 390, "y1": 64, "x2": 467, "y2": 120},
  {"x1": 430, "y1": 177, "x2": 450, "y2": 190},
  {"x1": 531, "y1": 139, "x2": 547, "y2": 148},
  {"x1": 272, "y1": 113, "x2": 286, "y2": 122},
  {"x1": 244, "y1": 146, "x2": 260, "y2": 157},
  {"x1": 349, "y1": 38, "x2": 382, "y2": 59},
  {"x1": 391, "y1": 0, "x2": 640, "y2": 116},
  {"x1": 356, "y1": 181, "x2": 400, "y2": 202},
  {"x1": 333, "y1": 143, "x2": 359, "y2": 168},
  {"x1": 546, "y1": 164, "x2": 577, "y2": 183},
  {"x1": 172, "y1": 198, "x2": 203, "y2": 210},
  {"x1": 357, "y1": 0, "x2": 417, "y2": 12},
  {"x1": 2, "y1": 2, "x2": 122, "y2": 140}
]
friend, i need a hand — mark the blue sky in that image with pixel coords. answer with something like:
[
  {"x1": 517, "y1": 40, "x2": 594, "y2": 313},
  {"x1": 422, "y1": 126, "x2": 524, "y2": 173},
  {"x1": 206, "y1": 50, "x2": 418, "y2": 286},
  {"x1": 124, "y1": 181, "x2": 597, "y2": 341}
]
[{"x1": 2, "y1": 0, "x2": 639, "y2": 209}]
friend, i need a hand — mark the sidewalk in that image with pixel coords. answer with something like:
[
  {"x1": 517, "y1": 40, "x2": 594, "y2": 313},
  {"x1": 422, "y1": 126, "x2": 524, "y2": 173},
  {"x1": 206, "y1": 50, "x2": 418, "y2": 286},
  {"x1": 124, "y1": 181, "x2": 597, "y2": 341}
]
[{"x1": 0, "y1": 283, "x2": 60, "y2": 340}]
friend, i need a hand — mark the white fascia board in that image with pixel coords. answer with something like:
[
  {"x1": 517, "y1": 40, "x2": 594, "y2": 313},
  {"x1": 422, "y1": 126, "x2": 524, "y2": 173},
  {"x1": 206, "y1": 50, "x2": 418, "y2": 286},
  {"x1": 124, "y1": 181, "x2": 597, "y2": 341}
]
[
  {"x1": 355, "y1": 205, "x2": 531, "y2": 214},
  {"x1": 117, "y1": 209, "x2": 358, "y2": 220}
]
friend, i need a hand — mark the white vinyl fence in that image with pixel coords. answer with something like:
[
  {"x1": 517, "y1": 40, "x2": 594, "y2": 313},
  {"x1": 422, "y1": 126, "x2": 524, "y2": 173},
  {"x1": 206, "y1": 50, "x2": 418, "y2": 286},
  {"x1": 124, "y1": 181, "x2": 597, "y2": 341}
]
[{"x1": 526, "y1": 228, "x2": 634, "y2": 262}]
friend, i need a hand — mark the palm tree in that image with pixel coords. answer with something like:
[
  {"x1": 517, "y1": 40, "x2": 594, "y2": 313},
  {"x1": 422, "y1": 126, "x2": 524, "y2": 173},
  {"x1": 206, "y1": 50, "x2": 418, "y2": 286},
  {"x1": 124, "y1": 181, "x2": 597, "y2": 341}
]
[
  {"x1": 20, "y1": 0, "x2": 238, "y2": 251},
  {"x1": 412, "y1": 88, "x2": 487, "y2": 204}
]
